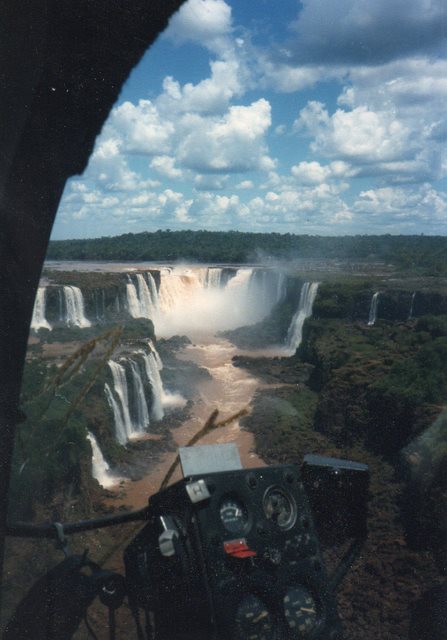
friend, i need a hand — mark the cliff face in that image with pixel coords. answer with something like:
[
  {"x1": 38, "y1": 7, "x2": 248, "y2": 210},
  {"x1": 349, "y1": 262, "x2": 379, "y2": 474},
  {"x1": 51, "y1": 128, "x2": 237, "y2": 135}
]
[
  {"x1": 239, "y1": 308, "x2": 447, "y2": 640},
  {"x1": 296, "y1": 314, "x2": 447, "y2": 571},
  {"x1": 313, "y1": 281, "x2": 447, "y2": 323},
  {"x1": 223, "y1": 275, "x2": 305, "y2": 347},
  {"x1": 42, "y1": 269, "x2": 162, "y2": 326},
  {"x1": 299, "y1": 316, "x2": 447, "y2": 450}
]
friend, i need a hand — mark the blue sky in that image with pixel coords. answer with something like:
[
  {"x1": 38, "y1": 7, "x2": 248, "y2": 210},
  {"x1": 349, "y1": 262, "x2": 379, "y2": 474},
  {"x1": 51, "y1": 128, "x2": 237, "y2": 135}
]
[{"x1": 52, "y1": 0, "x2": 447, "y2": 239}]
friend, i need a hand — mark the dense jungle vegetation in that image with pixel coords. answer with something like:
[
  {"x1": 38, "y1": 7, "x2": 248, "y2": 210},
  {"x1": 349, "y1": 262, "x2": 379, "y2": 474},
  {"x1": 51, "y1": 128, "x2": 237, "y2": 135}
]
[
  {"x1": 47, "y1": 231, "x2": 447, "y2": 274},
  {"x1": 236, "y1": 301, "x2": 447, "y2": 553}
]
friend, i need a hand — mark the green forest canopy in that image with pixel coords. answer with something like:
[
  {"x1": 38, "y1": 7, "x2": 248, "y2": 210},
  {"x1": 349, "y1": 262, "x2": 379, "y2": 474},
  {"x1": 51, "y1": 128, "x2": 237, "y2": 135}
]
[{"x1": 47, "y1": 230, "x2": 447, "y2": 274}]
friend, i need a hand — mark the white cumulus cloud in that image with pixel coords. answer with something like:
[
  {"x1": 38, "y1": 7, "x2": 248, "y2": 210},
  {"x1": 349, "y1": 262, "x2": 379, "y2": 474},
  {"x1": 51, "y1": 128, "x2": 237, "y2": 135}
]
[
  {"x1": 166, "y1": 0, "x2": 232, "y2": 54},
  {"x1": 296, "y1": 103, "x2": 411, "y2": 163},
  {"x1": 353, "y1": 184, "x2": 447, "y2": 233},
  {"x1": 157, "y1": 59, "x2": 244, "y2": 116},
  {"x1": 150, "y1": 155, "x2": 183, "y2": 179},
  {"x1": 177, "y1": 98, "x2": 274, "y2": 173},
  {"x1": 109, "y1": 101, "x2": 174, "y2": 155}
]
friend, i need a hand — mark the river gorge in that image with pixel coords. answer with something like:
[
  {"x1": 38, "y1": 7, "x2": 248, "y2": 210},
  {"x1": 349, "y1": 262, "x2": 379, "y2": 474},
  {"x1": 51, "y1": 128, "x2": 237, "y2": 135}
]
[
  {"x1": 4, "y1": 260, "x2": 447, "y2": 640},
  {"x1": 28, "y1": 262, "x2": 314, "y2": 499}
]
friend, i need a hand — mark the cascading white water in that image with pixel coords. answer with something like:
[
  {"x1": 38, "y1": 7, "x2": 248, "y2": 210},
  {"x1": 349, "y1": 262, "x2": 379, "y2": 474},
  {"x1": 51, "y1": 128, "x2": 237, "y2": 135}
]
[
  {"x1": 86, "y1": 431, "x2": 117, "y2": 488},
  {"x1": 129, "y1": 360, "x2": 150, "y2": 431},
  {"x1": 225, "y1": 267, "x2": 253, "y2": 292},
  {"x1": 105, "y1": 345, "x2": 183, "y2": 444},
  {"x1": 106, "y1": 360, "x2": 134, "y2": 443},
  {"x1": 31, "y1": 287, "x2": 52, "y2": 331},
  {"x1": 126, "y1": 271, "x2": 158, "y2": 319},
  {"x1": 63, "y1": 286, "x2": 91, "y2": 327},
  {"x1": 276, "y1": 272, "x2": 287, "y2": 303},
  {"x1": 285, "y1": 282, "x2": 319, "y2": 353},
  {"x1": 157, "y1": 268, "x2": 203, "y2": 312},
  {"x1": 246, "y1": 269, "x2": 287, "y2": 314},
  {"x1": 126, "y1": 278, "x2": 142, "y2": 318},
  {"x1": 367, "y1": 292, "x2": 380, "y2": 326},
  {"x1": 58, "y1": 288, "x2": 64, "y2": 321},
  {"x1": 196, "y1": 267, "x2": 209, "y2": 287},
  {"x1": 142, "y1": 351, "x2": 165, "y2": 421},
  {"x1": 148, "y1": 339, "x2": 163, "y2": 369},
  {"x1": 408, "y1": 291, "x2": 416, "y2": 320},
  {"x1": 104, "y1": 382, "x2": 128, "y2": 445},
  {"x1": 145, "y1": 272, "x2": 159, "y2": 307},
  {"x1": 205, "y1": 267, "x2": 223, "y2": 288},
  {"x1": 135, "y1": 273, "x2": 157, "y2": 318},
  {"x1": 143, "y1": 344, "x2": 186, "y2": 418},
  {"x1": 154, "y1": 266, "x2": 286, "y2": 338}
]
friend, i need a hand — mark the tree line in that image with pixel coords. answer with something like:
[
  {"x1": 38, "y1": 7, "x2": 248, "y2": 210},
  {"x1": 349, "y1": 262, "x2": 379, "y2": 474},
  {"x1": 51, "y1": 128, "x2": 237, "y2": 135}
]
[{"x1": 47, "y1": 230, "x2": 447, "y2": 273}]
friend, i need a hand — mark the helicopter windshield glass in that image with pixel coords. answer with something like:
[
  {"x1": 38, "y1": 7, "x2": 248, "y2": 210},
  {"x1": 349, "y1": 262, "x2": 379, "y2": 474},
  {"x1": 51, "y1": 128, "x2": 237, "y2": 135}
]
[{"x1": 2, "y1": 1, "x2": 447, "y2": 639}]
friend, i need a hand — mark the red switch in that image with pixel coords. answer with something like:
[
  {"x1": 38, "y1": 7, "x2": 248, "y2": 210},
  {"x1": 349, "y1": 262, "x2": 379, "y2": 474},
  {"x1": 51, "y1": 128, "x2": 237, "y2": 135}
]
[{"x1": 223, "y1": 539, "x2": 257, "y2": 558}]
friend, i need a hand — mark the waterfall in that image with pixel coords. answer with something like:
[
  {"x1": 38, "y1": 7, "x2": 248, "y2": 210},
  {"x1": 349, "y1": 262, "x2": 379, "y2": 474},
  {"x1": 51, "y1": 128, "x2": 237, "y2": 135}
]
[
  {"x1": 367, "y1": 292, "x2": 380, "y2": 326},
  {"x1": 129, "y1": 360, "x2": 150, "y2": 431},
  {"x1": 286, "y1": 282, "x2": 319, "y2": 353},
  {"x1": 226, "y1": 268, "x2": 267, "y2": 325},
  {"x1": 86, "y1": 432, "x2": 117, "y2": 488},
  {"x1": 126, "y1": 278, "x2": 142, "y2": 318},
  {"x1": 136, "y1": 273, "x2": 157, "y2": 318},
  {"x1": 148, "y1": 339, "x2": 163, "y2": 369},
  {"x1": 145, "y1": 272, "x2": 159, "y2": 307},
  {"x1": 158, "y1": 268, "x2": 203, "y2": 312},
  {"x1": 142, "y1": 351, "x2": 165, "y2": 421},
  {"x1": 247, "y1": 269, "x2": 268, "y2": 307},
  {"x1": 106, "y1": 360, "x2": 134, "y2": 443},
  {"x1": 58, "y1": 288, "x2": 64, "y2": 322},
  {"x1": 206, "y1": 268, "x2": 223, "y2": 288},
  {"x1": 63, "y1": 286, "x2": 91, "y2": 327},
  {"x1": 243, "y1": 269, "x2": 287, "y2": 320},
  {"x1": 225, "y1": 267, "x2": 253, "y2": 293},
  {"x1": 276, "y1": 272, "x2": 287, "y2": 304},
  {"x1": 408, "y1": 291, "x2": 416, "y2": 320},
  {"x1": 104, "y1": 383, "x2": 128, "y2": 445},
  {"x1": 31, "y1": 287, "x2": 52, "y2": 331},
  {"x1": 197, "y1": 267, "x2": 209, "y2": 287},
  {"x1": 126, "y1": 272, "x2": 159, "y2": 319},
  {"x1": 145, "y1": 341, "x2": 186, "y2": 417},
  {"x1": 105, "y1": 348, "x2": 176, "y2": 443},
  {"x1": 155, "y1": 266, "x2": 289, "y2": 337}
]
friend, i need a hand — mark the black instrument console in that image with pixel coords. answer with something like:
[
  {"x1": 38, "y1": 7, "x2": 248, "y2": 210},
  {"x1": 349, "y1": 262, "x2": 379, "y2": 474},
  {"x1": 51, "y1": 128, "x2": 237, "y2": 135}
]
[{"x1": 125, "y1": 464, "x2": 342, "y2": 640}]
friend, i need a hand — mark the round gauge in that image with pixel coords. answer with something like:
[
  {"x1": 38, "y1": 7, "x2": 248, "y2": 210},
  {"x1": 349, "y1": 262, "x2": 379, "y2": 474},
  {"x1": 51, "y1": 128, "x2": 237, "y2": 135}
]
[
  {"x1": 220, "y1": 497, "x2": 249, "y2": 533},
  {"x1": 263, "y1": 486, "x2": 297, "y2": 530},
  {"x1": 235, "y1": 594, "x2": 277, "y2": 640},
  {"x1": 283, "y1": 585, "x2": 319, "y2": 636}
]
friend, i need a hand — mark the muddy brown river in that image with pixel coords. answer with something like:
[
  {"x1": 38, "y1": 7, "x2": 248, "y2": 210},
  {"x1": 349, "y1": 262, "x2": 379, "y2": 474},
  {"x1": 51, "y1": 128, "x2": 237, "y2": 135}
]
[{"x1": 113, "y1": 336, "x2": 266, "y2": 509}]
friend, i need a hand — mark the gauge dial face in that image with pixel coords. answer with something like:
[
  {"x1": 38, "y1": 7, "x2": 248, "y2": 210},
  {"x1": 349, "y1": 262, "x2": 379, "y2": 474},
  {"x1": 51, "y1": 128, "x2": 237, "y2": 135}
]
[
  {"x1": 263, "y1": 486, "x2": 297, "y2": 530},
  {"x1": 220, "y1": 497, "x2": 249, "y2": 533},
  {"x1": 283, "y1": 585, "x2": 319, "y2": 636},
  {"x1": 235, "y1": 594, "x2": 277, "y2": 640}
]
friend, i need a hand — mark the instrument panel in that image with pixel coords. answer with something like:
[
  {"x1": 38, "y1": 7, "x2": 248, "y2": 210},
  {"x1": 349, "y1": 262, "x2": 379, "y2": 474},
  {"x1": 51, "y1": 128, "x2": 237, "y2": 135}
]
[
  {"x1": 220, "y1": 497, "x2": 249, "y2": 533},
  {"x1": 219, "y1": 485, "x2": 298, "y2": 534},
  {"x1": 213, "y1": 478, "x2": 326, "y2": 637},
  {"x1": 139, "y1": 463, "x2": 342, "y2": 639},
  {"x1": 263, "y1": 486, "x2": 297, "y2": 530}
]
